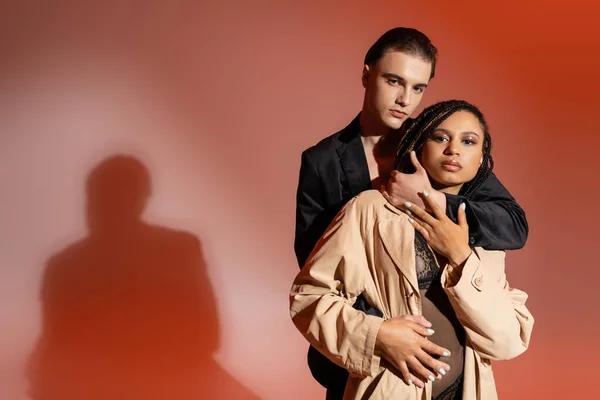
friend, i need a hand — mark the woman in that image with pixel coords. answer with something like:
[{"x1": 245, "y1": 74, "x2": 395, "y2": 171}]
[{"x1": 289, "y1": 100, "x2": 534, "y2": 400}]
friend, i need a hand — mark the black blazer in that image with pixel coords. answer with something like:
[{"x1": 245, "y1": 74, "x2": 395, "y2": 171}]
[{"x1": 293, "y1": 114, "x2": 529, "y2": 394}]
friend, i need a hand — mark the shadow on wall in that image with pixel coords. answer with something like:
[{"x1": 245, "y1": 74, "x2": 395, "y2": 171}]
[{"x1": 26, "y1": 155, "x2": 260, "y2": 399}]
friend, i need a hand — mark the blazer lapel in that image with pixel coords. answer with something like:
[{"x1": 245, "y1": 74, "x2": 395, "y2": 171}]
[
  {"x1": 336, "y1": 115, "x2": 371, "y2": 198},
  {"x1": 377, "y1": 204, "x2": 419, "y2": 294}
]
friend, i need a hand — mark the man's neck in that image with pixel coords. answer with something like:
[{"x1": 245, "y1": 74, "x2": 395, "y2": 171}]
[{"x1": 359, "y1": 111, "x2": 393, "y2": 144}]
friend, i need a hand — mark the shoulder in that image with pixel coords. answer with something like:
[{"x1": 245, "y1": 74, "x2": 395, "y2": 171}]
[
  {"x1": 145, "y1": 225, "x2": 202, "y2": 250},
  {"x1": 300, "y1": 131, "x2": 343, "y2": 166},
  {"x1": 342, "y1": 190, "x2": 392, "y2": 222},
  {"x1": 352, "y1": 189, "x2": 387, "y2": 207},
  {"x1": 300, "y1": 115, "x2": 360, "y2": 165},
  {"x1": 46, "y1": 238, "x2": 90, "y2": 270}
]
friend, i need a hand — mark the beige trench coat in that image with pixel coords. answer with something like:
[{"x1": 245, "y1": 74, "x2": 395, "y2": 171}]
[{"x1": 290, "y1": 190, "x2": 534, "y2": 399}]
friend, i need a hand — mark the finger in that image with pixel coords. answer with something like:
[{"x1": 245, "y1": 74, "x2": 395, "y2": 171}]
[
  {"x1": 419, "y1": 189, "x2": 445, "y2": 220},
  {"x1": 407, "y1": 371, "x2": 425, "y2": 389},
  {"x1": 404, "y1": 363, "x2": 425, "y2": 389},
  {"x1": 380, "y1": 185, "x2": 393, "y2": 201},
  {"x1": 381, "y1": 186, "x2": 390, "y2": 201},
  {"x1": 407, "y1": 356, "x2": 437, "y2": 384},
  {"x1": 458, "y1": 202, "x2": 468, "y2": 228},
  {"x1": 404, "y1": 201, "x2": 437, "y2": 226},
  {"x1": 406, "y1": 322, "x2": 435, "y2": 337},
  {"x1": 416, "y1": 349, "x2": 450, "y2": 379},
  {"x1": 422, "y1": 339, "x2": 451, "y2": 359},
  {"x1": 408, "y1": 217, "x2": 431, "y2": 241},
  {"x1": 410, "y1": 151, "x2": 425, "y2": 173},
  {"x1": 389, "y1": 170, "x2": 405, "y2": 185},
  {"x1": 400, "y1": 314, "x2": 432, "y2": 328},
  {"x1": 410, "y1": 213, "x2": 433, "y2": 233},
  {"x1": 381, "y1": 189, "x2": 398, "y2": 209},
  {"x1": 398, "y1": 362, "x2": 415, "y2": 387}
]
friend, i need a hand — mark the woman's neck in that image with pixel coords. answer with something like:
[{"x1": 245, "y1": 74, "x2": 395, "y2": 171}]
[{"x1": 431, "y1": 181, "x2": 463, "y2": 196}]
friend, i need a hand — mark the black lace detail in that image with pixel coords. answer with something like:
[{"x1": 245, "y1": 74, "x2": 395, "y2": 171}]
[
  {"x1": 414, "y1": 231, "x2": 439, "y2": 290},
  {"x1": 433, "y1": 374, "x2": 463, "y2": 400}
]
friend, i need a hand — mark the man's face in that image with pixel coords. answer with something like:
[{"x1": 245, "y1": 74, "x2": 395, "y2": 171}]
[{"x1": 362, "y1": 51, "x2": 432, "y2": 130}]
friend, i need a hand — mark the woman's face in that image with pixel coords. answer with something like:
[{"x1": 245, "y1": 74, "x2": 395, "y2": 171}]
[{"x1": 419, "y1": 110, "x2": 484, "y2": 194}]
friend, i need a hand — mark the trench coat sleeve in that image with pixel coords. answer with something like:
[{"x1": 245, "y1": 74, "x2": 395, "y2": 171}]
[
  {"x1": 289, "y1": 196, "x2": 383, "y2": 378},
  {"x1": 441, "y1": 249, "x2": 534, "y2": 361}
]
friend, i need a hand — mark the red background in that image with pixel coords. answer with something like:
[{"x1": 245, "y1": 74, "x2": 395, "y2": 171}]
[{"x1": 1, "y1": 1, "x2": 598, "y2": 398}]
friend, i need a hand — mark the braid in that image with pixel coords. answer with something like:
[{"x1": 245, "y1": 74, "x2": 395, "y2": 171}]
[
  {"x1": 394, "y1": 102, "x2": 449, "y2": 171},
  {"x1": 394, "y1": 99, "x2": 493, "y2": 200},
  {"x1": 461, "y1": 132, "x2": 493, "y2": 198}
]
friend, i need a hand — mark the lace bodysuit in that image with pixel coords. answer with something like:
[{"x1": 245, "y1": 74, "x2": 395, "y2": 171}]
[{"x1": 414, "y1": 231, "x2": 466, "y2": 400}]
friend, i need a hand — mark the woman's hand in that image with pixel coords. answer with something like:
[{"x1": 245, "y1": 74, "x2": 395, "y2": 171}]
[
  {"x1": 404, "y1": 191, "x2": 472, "y2": 267},
  {"x1": 375, "y1": 315, "x2": 451, "y2": 388}
]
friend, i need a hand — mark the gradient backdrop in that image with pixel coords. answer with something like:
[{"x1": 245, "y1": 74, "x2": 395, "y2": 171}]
[{"x1": 1, "y1": 1, "x2": 599, "y2": 399}]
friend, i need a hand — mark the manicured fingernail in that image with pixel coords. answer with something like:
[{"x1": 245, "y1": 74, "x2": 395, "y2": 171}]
[
  {"x1": 460, "y1": 202, "x2": 466, "y2": 210},
  {"x1": 426, "y1": 328, "x2": 435, "y2": 334},
  {"x1": 407, "y1": 380, "x2": 412, "y2": 386},
  {"x1": 404, "y1": 202, "x2": 412, "y2": 208},
  {"x1": 443, "y1": 351, "x2": 450, "y2": 357},
  {"x1": 428, "y1": 375, "x2": 435, "y2": 382},
  {"x1": 408, "y1": 218, "x2": 414, "y2": 224},
  {"x1": 423, "y1": 190, "x2": 429, "y2": 197},
  {"x1": 439, "y1": 368, "x2": 446, "y2": 376},
  {"x1": 406, "y1": 210, "x2": 412, "y2": 216}
]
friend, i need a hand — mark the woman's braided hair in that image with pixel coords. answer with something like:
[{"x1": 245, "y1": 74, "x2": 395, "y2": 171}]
[{"x1": 394, "y1": 100, "x2": 494, "y2": 200}]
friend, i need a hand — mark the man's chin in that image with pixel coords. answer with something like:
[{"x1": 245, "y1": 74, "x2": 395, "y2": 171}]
[{"x1": 383, "y1": 117, "x2": 405, "y2": 130}]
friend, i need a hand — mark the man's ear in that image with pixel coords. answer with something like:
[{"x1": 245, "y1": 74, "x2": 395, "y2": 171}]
[{"x1": 362, "y1": 64, "x2": 371, "y2": 88}]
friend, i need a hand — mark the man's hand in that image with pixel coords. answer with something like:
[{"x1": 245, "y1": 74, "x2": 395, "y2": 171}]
[
  {"x1": 375, "y1": 315, "x2": 451, "y2": 389},
  {"x1": 405, "y1": 192, "x2": 472, "y2": 267},
  {"x1": 381, "y1": 151, "x2": 446, "y2": 212}
]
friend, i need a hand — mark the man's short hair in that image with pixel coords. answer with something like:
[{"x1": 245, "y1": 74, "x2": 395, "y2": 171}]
[{"x1": 364, "y1": 27, "x2": 438, "y2": 79}]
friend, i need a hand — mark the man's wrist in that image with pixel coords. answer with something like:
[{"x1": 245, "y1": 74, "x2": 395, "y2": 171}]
[{"x1": 428, "y1": 189, "x2": 447, "y2": 213}]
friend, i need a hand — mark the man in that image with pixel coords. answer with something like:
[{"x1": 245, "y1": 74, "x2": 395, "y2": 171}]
[{"x1": 293, "y1": 27, "x2": 528, "y2": 399}]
